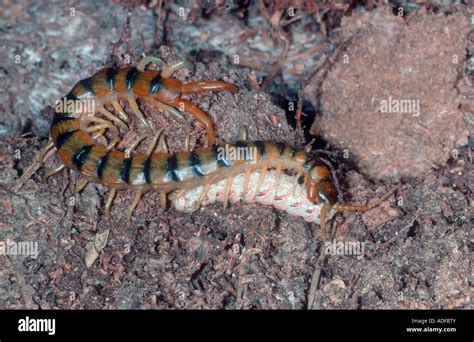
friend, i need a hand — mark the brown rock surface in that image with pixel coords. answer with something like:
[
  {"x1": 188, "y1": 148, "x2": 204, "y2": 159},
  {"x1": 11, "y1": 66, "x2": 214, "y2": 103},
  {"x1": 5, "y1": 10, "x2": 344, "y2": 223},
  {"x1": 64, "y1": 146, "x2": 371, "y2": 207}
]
[{"x1": 309, "y1": 8, "x2": 472, "y2": 180}]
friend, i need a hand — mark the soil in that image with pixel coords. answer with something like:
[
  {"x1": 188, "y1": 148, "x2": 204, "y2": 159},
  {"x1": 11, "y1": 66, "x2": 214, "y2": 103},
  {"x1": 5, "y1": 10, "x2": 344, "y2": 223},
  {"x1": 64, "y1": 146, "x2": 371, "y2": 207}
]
[{"x1": 0, "y1": 1, "x2": 472, "y2": 309}]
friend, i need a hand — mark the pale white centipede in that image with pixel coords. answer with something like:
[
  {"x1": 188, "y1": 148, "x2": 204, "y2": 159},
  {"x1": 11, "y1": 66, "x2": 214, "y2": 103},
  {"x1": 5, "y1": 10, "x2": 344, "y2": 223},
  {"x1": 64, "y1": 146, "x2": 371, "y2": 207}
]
[{"x1": 173, "y1": 170, "x2": 336, "y2": 223}]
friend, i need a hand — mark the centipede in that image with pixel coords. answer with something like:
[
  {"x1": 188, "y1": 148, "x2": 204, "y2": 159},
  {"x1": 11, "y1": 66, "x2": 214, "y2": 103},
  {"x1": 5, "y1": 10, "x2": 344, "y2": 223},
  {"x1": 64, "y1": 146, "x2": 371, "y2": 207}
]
[{"x1": 31, "y1": 55, "x2": 396, "y2": 240}]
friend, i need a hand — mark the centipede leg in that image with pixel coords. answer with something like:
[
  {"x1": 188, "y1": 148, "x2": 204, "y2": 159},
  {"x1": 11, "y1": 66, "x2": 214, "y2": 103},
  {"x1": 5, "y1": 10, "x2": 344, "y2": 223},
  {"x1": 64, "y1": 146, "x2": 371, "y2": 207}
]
[
  {"x1": 128, "y1": 97, "x2": 154, "y2": 133},
  {"x1": 127, "y1": 191, "x2": 143, "y2": 224},
  {"x1": 75, "y1": 178, "x2": 88, "y2": 193},
  {"x1": 239, "y1": 125, "x2": 249, "y2": 141},
  {"x1": 274, "y1": 164, "x2": 283, "y2": 199},
  {"x1": 157, "y1": 133, "x2": 169, "y2": 153},
  {"x1": 137, "y1": 56, "x2": 167, "y2": 72},
  {"x1": 97, "y1": 106, "x2": 128, "y2": 131},
  {"x1": 254, "y1": 163, "x2": 268, "y2": 200},
  {"x1": 319, "y1": 204, "x2": 330, "y2": 241},
  {"x1": 146, "y1": 128, "x2": 165, "y2": 156},
  {"x1": 161, "y1": 60, "x2": 194, "y2": 78},
  {"x1": 111, "y1": 101, "x2": 131, "y2": 125},
  {"x1": 106, "y1": 136, "x2": 121, "y2": 151},
  {"x1": 144, "y1": 98, "x2": 185, "y2": 121},
  {"x1": 86, "y1": 124, "x2": 112, "y2": 134},
  {"x1": 37, "y1": 141, "x2": 55, "y2": 165},
  {"x1": 124, "y1": 134, "x2": 150, "y2": 157},
  {"x1": 88, "y1": 117, "x2": 119, "y2": 135},
  {"x1": 184, "y1": 134, "x2": 192, "y2": 152},
  {"x1": 223, "y1": 177, "x2": 233, "y2": 209},
  {"x1": 242, "y1": 169, "x2": 251, "y2": 202},
  {"x1": 168, "y1": 189, "x2": 185, "y2": 201},
  {"x1": 292, "y1": 171, "x2": 303, "y2": 194},
  {"x1": 160, "y1": 192, "x2": 168, "y2": 209},
  {"x1": 170, "y1": 98, "x2": 215, "y2": 147},
  {"x1": 104, "y1": 188, "x2": 117, "y2": 217},
  {"x1": 196, "y1": 183, "x2": 211, "y2": 209},
  {"x1": 91, "y1": 130, "x2": 106, "y2": 141},
  {"x1": 42, "y1": 164, "x2": 65, "y2": 181}
]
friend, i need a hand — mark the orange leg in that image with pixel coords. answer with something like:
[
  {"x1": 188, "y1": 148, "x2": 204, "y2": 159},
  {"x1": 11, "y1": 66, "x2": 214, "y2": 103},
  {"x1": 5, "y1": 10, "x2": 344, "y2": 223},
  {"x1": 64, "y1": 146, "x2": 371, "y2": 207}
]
[
  {"x1": 180, "y1": 81, "x2": 237, "y2": 95},
  {"x1": 169, "y1": 97, "x2": 216, "y2": 146}
]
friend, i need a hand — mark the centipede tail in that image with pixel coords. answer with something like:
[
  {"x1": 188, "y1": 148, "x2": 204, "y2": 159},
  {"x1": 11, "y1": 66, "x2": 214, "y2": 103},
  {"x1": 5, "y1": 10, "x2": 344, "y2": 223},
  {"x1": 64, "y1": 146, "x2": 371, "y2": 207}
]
[
  {"x1": 169, "y1": 97, "x2": 216, "y2": 146},
  {"x1": 180, "y1": 81, "x2": 238, "y2": 94}
]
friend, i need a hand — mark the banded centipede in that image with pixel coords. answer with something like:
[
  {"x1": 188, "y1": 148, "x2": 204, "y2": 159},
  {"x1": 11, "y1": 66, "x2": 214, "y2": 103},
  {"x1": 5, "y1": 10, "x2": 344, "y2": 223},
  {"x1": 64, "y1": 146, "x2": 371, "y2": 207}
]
[{"x1": 34, "y1": 55, "x2": 396, "y2": 240}]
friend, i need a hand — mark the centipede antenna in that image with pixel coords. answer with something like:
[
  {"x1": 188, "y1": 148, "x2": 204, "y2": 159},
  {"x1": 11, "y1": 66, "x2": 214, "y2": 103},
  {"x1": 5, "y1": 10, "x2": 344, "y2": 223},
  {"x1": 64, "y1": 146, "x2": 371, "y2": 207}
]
[
  {"x1": 304, "y1": 138, "x2": 315, "y2": 153},
  {"x1": 333, "y1": 186, "x2": 398, "y2": 212}
]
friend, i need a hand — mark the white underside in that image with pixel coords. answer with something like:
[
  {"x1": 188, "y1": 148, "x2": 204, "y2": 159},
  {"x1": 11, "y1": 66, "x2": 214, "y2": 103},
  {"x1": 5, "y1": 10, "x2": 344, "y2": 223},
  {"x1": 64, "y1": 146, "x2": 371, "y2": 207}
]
[{"x1": 172, "y1": 170, "x2": 335, "y2": 224}]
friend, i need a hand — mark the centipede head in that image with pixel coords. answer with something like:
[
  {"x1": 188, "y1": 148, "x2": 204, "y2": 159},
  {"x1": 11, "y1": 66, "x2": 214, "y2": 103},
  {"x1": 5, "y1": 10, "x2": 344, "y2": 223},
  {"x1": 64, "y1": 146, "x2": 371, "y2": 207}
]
[{"x1": 305, "y1": 165, "x2": 337, "y2": 206}]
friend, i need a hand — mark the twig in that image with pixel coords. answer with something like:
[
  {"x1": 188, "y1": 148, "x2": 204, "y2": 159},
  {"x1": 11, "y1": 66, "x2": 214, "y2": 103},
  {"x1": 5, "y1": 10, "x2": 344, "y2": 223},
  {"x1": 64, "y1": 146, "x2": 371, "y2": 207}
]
[
  {"x1": 295, "y1": 86, "x2": 304, "y2": 137},
  {"x1": 258, "y1": 0, "x2": 290, "y2": 90},
  {"x1": 155, "y1": 0, "x2": 165, "y2": 46},
  {"x1": 109, "y1": 8, "x2": 133, "y2": 66}
]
